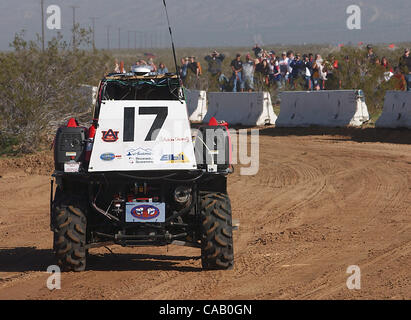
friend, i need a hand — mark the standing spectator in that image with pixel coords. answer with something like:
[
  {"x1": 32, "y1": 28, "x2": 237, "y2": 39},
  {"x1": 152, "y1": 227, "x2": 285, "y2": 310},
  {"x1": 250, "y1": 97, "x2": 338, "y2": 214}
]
[
  {"x1": 204, "y1": 50, "x2": 225, "y2": 79},
  {"x1": 279, "y1": 52, "x2": 289, "y2": 87},
  {"x1": 289, "y1": 53, "x2": 303, "y2": 87},
  {"x1": 189, "y1": 56, "x2": 201, "y2": 77},
  {"x1": 381, "y1": 57, "x2": 393, "y2": 72},
  {"x1": 302, "y1": 54, "x2": 313, "y2": 90},
  {"x1": 366, "y1": 44, "x2": 377, "y2": 62},
  {"x1": 114, "y1": 59, "x2": 120, "y2": 73},
  {"x1": 268, "y1": 52, "x2": 282, "y2": 88},
  {"x1": 399, "y1": 48, "x2": 411, "y2": 91},
  {"x1": 392, "y1": 66, "x2": 407, "y2": 91},
  {"x1": 308, "y1": 53, "x2": 314, "y2": 63},
  {"x1": 381, "y1": 56, "x2": 393, "y2": 82},
  {"x1": 242, "y1": 54, "x2": 255, "y2": 92},
  {"x1": 287, "y1": 51, "x2": 296, "y2": 86},
  {"x1": 157, "y1": 62, "x2": 168, "y2": 74},
  {"x1": 230, "y1": 53, "x2": 244, "y2": 92},
  {"x1": 186, "y1": 56, "x2": 201, "y2": 89},
  {"x1": 312, "y1": 54, "x2": 326, "y2": 90},
  {"x1": 253, "y1": 44, "x2": 263, "y2": 58},
  {"x1": 255, "y1": 58, "x2": 270, "y2": 86},
  {"x1": 179, "y1": 57, "x2": 189, "y2": 84},
  {"x1": 147, "y1": 58, "x2": 157, "y2": 72}
]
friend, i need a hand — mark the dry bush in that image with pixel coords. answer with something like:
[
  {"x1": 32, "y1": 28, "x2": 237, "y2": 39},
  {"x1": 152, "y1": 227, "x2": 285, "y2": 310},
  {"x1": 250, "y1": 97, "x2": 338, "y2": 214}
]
[{"x1": 0, "y1": 30, "x2": 113, "y2": 154}]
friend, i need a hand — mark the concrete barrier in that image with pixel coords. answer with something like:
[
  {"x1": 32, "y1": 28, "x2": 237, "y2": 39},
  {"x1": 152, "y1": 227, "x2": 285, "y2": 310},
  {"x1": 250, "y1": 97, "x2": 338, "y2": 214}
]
[
  {"x1": 185, "y1": 89, "x2": 207, "y2": 122},
  {"x1": 276, "y1": 90, "x2": 369, "y2": 127},
  {"x1": 203, "y1": 92, "x2": 277, "y2": 126},
  {"x1": 375, "y1": 91, "x2": 411, "y2": 129}
]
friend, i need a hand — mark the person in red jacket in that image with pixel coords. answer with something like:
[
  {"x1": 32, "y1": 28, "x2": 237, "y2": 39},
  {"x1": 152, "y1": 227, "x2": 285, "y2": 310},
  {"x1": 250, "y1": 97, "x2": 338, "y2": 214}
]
[{"x1": 392, "y1": 67, "x2": 407, "y2": 91}]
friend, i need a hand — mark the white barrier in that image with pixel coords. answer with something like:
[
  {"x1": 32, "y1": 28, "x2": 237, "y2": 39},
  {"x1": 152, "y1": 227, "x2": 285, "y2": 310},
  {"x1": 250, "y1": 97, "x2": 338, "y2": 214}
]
[
  {"x1": 203, "y1": 92, "x2": 277, "y2": 126},
  {"x1": 185, "y1": 89, "x2": 207, "y2": 122},
  {"x1": 275, "y1": 90, "x2": 369, "y2": 127},
  {"x1": 375, "y1": 91, "x2": 411, "y2": 129}
]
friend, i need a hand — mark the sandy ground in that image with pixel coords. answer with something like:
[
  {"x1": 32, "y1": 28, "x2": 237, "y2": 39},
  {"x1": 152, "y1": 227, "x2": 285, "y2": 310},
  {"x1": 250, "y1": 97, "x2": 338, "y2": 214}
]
[{"x1": 0, "y1": 127, "x2": 410, "y2": 300}]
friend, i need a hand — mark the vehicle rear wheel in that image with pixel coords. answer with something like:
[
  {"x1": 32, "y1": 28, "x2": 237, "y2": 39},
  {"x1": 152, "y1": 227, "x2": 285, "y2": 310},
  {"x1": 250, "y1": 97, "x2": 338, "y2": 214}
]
[
  {"x1": 200, "y1": 192, "x2": 234, "y2": 270},
  {"x1": 52, "y1": 189, "x2": 87, "y2": 272}
]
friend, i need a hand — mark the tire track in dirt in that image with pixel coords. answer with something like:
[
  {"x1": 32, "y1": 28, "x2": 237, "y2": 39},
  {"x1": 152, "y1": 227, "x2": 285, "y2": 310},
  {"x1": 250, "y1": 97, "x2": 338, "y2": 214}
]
[{"x1": 0, "y1": 131, "x2": 410, "y2": 299}]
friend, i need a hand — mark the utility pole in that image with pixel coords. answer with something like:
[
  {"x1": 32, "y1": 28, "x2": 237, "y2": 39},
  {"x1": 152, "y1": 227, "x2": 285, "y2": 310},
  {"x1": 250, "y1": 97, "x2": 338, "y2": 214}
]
[
  {"x1": 134, "y1": 31, "x2": 137, "y2": 50},
  {"x1": 128, "y1": 31, "x2": 131, "y2": 50},
  {"x1": 90, "y1": 17, "x2": 98, "y2": 50},
  {"x1": 118, "y1": 27, "x2": 121, "y2": 50},
  {"x1": 70, "y1": 6, "x2": 79, "y2": 50},
  {"x1": 106, "y1": 25, "x2": 111, "y2": 50},
  {"x1": 41, "y1": 0, "x2": 45, "y2": 52}
]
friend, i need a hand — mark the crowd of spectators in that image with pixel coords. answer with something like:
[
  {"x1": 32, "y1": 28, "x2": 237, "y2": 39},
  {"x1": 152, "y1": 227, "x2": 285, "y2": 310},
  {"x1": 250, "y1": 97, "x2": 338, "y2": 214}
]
[
  {"x1": 114, "y1": 44, "x2": 411, "y2": 92},
  {"x1": 198, "y1": 44, "x2": 411, "y2": 92}
]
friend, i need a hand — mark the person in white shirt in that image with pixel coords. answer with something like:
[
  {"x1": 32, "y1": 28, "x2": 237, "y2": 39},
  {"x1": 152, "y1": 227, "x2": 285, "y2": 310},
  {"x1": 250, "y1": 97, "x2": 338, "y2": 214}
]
[{"x1": 279, "y1": 52, "x2": 289, "y2": 87}]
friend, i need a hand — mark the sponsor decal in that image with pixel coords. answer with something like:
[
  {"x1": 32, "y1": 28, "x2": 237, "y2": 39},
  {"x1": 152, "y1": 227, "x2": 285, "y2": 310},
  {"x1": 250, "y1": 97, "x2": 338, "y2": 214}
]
[
  {"x1": 102, "y1": 129, "x2": 119, "y2": 142},
  {"x1": 160, "y1": 153, "x2": 189, "y2": 163},
  {"x1": 64, "y1": 162, "x2": 80, "y2": 173},
  {"x1": 161, "y1": 137, "x2": 191, "y2": 143},
  {"x1": 127, "y1": 148, "x2": 154, "y2": 164},
  {"x1": 100, "y1": 153, "x2": 115, "y2": 161},
  {"x1": 126, "y1": 148, "x2": 152, "y2": 157},
  {"x1": 130, "y1": 205, "x2": 160, "y2": 220}
]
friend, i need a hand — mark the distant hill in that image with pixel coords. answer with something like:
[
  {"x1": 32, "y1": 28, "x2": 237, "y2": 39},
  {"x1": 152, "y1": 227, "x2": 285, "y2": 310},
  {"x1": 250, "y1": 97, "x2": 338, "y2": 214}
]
[{"x1": 0, "y1": 0, "x2": 410, "y2": 50}]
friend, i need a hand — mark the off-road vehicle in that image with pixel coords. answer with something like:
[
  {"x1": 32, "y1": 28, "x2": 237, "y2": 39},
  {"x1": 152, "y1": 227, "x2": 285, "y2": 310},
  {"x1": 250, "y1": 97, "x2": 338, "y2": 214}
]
[{"x1": 50, "y1": 69, "x2": 234, "y2": 271}]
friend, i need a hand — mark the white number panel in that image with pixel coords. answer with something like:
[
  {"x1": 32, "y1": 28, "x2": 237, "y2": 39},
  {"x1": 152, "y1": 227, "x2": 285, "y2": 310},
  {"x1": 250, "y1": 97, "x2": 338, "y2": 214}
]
[{"x1": 89, "y1": 100, "x2": 197, "y2": 172}]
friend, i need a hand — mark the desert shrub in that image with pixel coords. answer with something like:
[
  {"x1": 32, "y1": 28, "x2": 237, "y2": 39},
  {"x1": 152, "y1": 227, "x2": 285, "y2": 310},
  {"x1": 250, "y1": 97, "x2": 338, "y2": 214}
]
[{"x1": 0, "y1": 29, "x2": 113, "y2": 154}]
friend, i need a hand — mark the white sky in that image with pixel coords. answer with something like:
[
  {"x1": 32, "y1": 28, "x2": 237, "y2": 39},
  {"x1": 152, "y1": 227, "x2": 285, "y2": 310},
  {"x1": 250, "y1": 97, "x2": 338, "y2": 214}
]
[{"x1": 0, "y1": 0, "x2": 410, "y2": 51}]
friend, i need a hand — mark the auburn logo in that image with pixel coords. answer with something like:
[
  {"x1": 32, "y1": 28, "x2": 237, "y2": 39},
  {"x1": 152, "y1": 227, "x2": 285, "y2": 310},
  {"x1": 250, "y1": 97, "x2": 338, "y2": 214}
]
[
  {"x1": 131, "y1": 205, "x2": 160, "y2": 220},
  {"x1": 102, "y1": 129, "x2": 119, "y2": 142}
]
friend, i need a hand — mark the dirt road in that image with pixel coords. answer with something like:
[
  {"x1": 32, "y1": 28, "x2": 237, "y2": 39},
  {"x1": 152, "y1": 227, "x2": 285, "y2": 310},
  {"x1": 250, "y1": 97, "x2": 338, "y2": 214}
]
[{"x1": 0, "y1": 128, "x2": 410, "y2": 300}]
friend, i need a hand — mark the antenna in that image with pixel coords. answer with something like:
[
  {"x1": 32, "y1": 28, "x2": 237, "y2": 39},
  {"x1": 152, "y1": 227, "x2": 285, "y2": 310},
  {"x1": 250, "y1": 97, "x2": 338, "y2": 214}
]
[
  {"x1": 40, "y1": 0, "x2": 45, "y2": 52},
  {"x1": 162, "y1": 0, "x2": 179, "y2": 77},
  {"x1": 90, "y1": 17, "x2": 98, "y2": 50}
]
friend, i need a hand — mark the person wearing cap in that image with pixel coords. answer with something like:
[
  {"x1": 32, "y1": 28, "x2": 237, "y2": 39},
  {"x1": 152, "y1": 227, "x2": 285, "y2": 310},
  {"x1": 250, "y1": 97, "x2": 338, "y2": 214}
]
[
  {"x1": 399, "y1": 48, "x2": 411, "y2": 91},
  {"x1": 230, "y1": 53, "x2": 244, "y2": 92},
  {"x1": 242, "y1": 53, "x2": 255, "y2": 92},
  {"x1": 204, "y1": 50, "x2": 225, "y2": 76}
]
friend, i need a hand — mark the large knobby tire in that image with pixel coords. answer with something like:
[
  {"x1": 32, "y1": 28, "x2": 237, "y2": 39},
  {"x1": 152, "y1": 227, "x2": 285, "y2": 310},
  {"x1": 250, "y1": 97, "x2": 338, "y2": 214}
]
[
  {"x1": 200, "y1": 192, "x2": 234, "y2": 270},
  {"x1": 52, "y1": 191, "x2": 87, "y2": 272}
]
